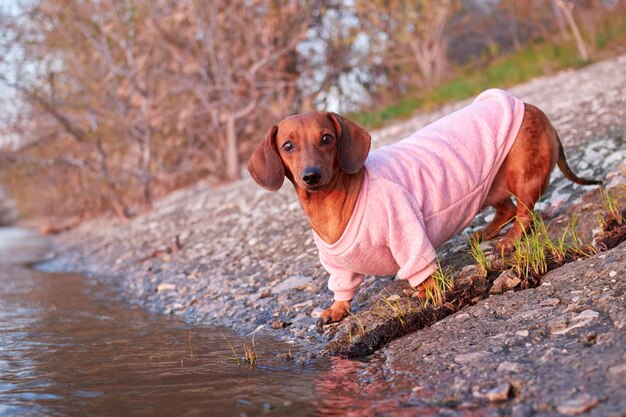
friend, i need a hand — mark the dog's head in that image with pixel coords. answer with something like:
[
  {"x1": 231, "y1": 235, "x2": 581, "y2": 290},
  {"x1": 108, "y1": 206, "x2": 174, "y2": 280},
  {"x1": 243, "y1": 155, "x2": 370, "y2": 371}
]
[{"x1": 247, "y1": 112, "x2": 371, "y2": 192}]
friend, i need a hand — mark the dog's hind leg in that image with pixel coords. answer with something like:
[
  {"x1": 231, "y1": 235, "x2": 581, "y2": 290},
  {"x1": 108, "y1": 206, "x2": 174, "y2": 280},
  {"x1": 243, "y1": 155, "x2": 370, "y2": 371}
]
[
  {"x1": 496, "y1": 193, "x2": 538, "y2": 253},
  {"x1": 475, "y1": 198, "x2": 517, "y2": 240},
  {"x1": 494, "y1": 103, "x2": 557, "y2": 253}
]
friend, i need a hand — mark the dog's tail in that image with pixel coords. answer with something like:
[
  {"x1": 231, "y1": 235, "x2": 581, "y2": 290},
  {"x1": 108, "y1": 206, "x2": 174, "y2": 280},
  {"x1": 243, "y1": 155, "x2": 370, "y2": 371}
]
[{"x1": 556, "y1": 133, "x2": 603, "y2": 186}]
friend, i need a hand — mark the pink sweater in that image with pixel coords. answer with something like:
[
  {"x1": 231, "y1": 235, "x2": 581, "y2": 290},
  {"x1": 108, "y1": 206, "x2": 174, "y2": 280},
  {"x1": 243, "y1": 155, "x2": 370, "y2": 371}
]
[{"x1": 314, "y1": 89, "x2": 525, "y2": 301}]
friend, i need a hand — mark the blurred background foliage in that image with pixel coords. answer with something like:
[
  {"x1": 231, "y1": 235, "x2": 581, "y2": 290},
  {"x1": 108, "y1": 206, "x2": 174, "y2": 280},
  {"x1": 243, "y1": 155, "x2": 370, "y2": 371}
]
[{"x1": 1, "y1": 0, "x2": 625, "y2": 222}]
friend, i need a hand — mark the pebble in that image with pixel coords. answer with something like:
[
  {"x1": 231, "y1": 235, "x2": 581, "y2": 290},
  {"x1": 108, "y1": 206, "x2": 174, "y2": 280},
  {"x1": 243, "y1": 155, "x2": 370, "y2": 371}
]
[
  {"x1": 608, "y1": 363, "x2": 626, "y2": 375},
  {"x1": 553, "y1": 310, "x2": 600, "y2": 335},
  {"x1": 556, "y1": 394, "x2": 599, "y2": 415},
  {"x1": 484, "y1": 382, "x2": 512, "y2": 402},
  {"x1": 490, "y1": 270, "x2": 521, "y2": 294},
  {"x1": 272, "y1": 275, "x2": 312, "y2": 293},
  {"x1": 574, "y1": 310, "x2": 600, "y2": 321},
  {"x1": 454, "y1": 313, "x2": 471, "y2": 321},
  {"x1": 271, "y1": 320, "x2": 290, "y2": 329},
  {"x1": 540, "y1": 297, "x2": 561, "y2": 306},
  {"x1": 292, "y1": 300, "x2": 313, "y2": 309},
  {"x1": 515, "y1": 329, "x2": 529, "y2": 337},
  {"x1": 454, "y1": 351, "x2": 490, "y2": 365},
  {"x1": 511, "y1": 403, "x2": 533, "y2": 417},
  {"x1": 497, "y1": 361, "x2": 521, "y2": 373},
  {"x1": 156, "y1": 282, "x2": 176, "y2": 292}
]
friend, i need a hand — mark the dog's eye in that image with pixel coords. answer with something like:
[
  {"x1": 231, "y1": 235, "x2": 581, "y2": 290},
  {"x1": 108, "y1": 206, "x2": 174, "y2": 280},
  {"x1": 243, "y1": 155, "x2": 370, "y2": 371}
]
[
  {"x1": 321, "y1": 134, "x2": 333, "y2": 145},
  {"x1": 281, "y1": 141, "x2": 295, "y2": 153}
]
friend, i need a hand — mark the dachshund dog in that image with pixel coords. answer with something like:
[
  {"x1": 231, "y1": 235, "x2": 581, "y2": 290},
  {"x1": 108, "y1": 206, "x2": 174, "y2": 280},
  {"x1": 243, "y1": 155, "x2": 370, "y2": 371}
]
[{"x1": 248, "y1": 89, "x2": 600, "y2": 327}]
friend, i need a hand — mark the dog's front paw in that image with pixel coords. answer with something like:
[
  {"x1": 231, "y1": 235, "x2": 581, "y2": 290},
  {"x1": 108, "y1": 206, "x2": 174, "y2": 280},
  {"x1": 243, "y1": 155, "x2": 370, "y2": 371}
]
[
  {"x1": 414, "y1": 276, "x2": 436, "y2": 303},
  {"x1": 495, "y1": 237, "x2": 515, "y2": 255},
  {"x1": 317, "y1": 300, "x2": 351, "y2": 328}
]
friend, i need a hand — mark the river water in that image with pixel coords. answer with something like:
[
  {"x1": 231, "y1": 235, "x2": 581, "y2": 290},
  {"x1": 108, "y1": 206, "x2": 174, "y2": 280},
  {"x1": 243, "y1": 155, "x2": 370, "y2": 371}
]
[{"x1": 0, "y1": 229, "x2": 405, "y2": 417}]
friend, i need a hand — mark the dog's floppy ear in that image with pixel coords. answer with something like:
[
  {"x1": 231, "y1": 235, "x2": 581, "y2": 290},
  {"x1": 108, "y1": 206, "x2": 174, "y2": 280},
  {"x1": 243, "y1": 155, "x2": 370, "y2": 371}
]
[
  {"x1": 247, "y1": 125, "x2": 284, "y2": 191},
  {"x1": 327, "y1": 112, "x2": 371, "y2": 174}
]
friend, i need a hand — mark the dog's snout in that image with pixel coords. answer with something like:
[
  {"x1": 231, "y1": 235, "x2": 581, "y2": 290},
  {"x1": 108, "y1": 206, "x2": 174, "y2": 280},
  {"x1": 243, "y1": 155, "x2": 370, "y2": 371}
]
[{"x1": 302, "y1": 167, "x2": 322, "y2": 185}]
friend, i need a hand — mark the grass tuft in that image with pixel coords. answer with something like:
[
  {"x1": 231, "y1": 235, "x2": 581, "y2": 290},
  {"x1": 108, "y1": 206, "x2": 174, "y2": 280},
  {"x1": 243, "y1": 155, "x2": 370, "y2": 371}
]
[
  {"x1": 569, "y1": 213, "x2": 598, "y2": 257},
  {"x1": 219, "y1": 331, "x2": 241, "y2": 366},
  {"x1": 379, "y1": 292, "x2": 410, "y2": 326},
  {"x1": 501, "y1": 208, "x2": 600, "y2": 282},
  {"x1": 469, "y1": 237, "x2": 491, "y2": 276},
  {"x1": 243, "y1": 336, "x2": 258, "y2": 365},
  {"x1": 600, "y1": 188, "x2": 624, "y2": 225},
  {"x1": 219, "y1": 332, "x2": 259, "y2": 366},
  {"x1": 423, "y1": 260, "x2": 454, "y2": 307},
  {"x1": 510, "y1": 217, "x2": 548, "y2": 279},
  {"x1": 346, "y1": 310, "x2": 366, "y2": 339}
]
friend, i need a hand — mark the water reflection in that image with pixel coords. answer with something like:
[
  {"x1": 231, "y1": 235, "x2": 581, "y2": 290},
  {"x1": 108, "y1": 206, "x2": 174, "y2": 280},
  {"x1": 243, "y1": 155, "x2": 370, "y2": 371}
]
[
  {"x1": 0, "y1": 265, "x2": 329, "y2": 416},
  {"x1": 0, "y1": 229, "x2": 451, "y2": 416},
  {"x1": 314, "y1": 357, "x2": 399, "y2": 416}
]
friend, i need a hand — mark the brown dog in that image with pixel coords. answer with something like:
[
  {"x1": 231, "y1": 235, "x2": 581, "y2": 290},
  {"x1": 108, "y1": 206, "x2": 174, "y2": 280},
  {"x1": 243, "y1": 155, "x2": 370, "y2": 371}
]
[{"x1": 248, "y1": 89, "x2": 600, "y2": 327}]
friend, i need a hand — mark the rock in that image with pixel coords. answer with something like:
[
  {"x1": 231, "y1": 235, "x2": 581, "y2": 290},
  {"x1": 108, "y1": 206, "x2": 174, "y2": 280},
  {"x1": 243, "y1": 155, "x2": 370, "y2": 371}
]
[
  {"x1": 454, "y1": 351, "x2": 490, "y2": 365},
  {"x1": 552, "y1": 309, "x2": 600, "y2": 335},
  {"x1": 484, "y1": 382, "x2": 512, "y2": 402},
  {"x1": 540, "y1": 297, "x2": 561, "y2": 306},
  {"x1": 556, "y1": 394, "x2": 599, "y2": 415},
  {"x1": 461, "y1": 264, "x2": 477, "y2": 274},
  {"x1": 292, "y1": 300, "x2": 313, "y2": 309},
  {"x1": 156, "y1": 282, "x2": 176, "y2": 292},
  {"x1": 608, "y1": 363, "x2": 626, "y2": 375},
  {"x1": 511, "y1": 403, "x2": 533, "y2": 417},
  {"x1": 515, "y1": 329, "x2": 529, "y2": 337},
  {"x1": 497, "y1": 361, "x2": 521, "y2": 373},
  {"x1": 386, "y1": 294, "x2": 401, "y2": 302},
  {"x1": 583, "y1": 148, "x2": 602, "y2": 164},
  {"x1": 310, "y1": 307, "x2": 324, "y2": 318},
  {"x1": 574, "y1": 310, "x2": 600, "y2": 321},
  {"x1": 271, "y1": 319, "x2": 290, "y2": 329},
  {"x1": 454, "y1": 313, "x2": 471, "y2": 321},
  {"x1": 272, "y1": 275, "x2": 312, "y2": 293},
  {"x1": 490, "y1": 270, "x2": 521, "y2": 294}
]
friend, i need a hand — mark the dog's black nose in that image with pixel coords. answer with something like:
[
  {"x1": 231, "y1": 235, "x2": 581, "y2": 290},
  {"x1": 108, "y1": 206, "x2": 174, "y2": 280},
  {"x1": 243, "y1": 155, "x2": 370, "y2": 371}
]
[{"x1": 302, "y1": 167, "x2": 322, "y2": 185}]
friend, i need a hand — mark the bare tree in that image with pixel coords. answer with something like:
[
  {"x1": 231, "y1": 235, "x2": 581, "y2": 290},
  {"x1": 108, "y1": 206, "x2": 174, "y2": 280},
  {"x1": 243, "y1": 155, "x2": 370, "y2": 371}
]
[
  {"x1": 0, "y1": 0, "x2": 313, "y2": 218},
  {"x1": 356, "y1": 0, "x2": 458, "y2": 88},
  {"x1": 553, "y1": 0, "x2": 589, "y2": 60},
  {"x1": 154, "y1": 0, "x2": 311, "y2": 181},
  {"x1": 0, "y1": 0, "x2": 164, "y2": 217}
]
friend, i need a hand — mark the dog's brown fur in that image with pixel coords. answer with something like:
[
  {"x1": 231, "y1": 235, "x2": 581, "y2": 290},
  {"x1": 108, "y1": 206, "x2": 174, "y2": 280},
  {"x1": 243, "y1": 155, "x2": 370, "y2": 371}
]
[{"x1": 248, "y1": 105, "x2": 601, "y2": 326}]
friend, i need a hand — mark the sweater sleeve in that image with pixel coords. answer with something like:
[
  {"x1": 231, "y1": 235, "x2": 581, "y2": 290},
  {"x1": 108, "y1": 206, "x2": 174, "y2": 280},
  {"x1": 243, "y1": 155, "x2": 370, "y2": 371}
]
[
  {"x1": 319, "y1": 250, "x2": 364, "y2": 301},
  {"x1": 382, "y1": 181, "x2": 438, "y2": 288}
]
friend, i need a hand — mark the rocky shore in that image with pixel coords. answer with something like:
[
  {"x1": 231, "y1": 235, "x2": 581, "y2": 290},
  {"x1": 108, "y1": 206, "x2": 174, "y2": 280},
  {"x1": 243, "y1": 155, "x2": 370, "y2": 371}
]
[{"x1": 43, "y1": 54, "x2": 625, "y2": 415}]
